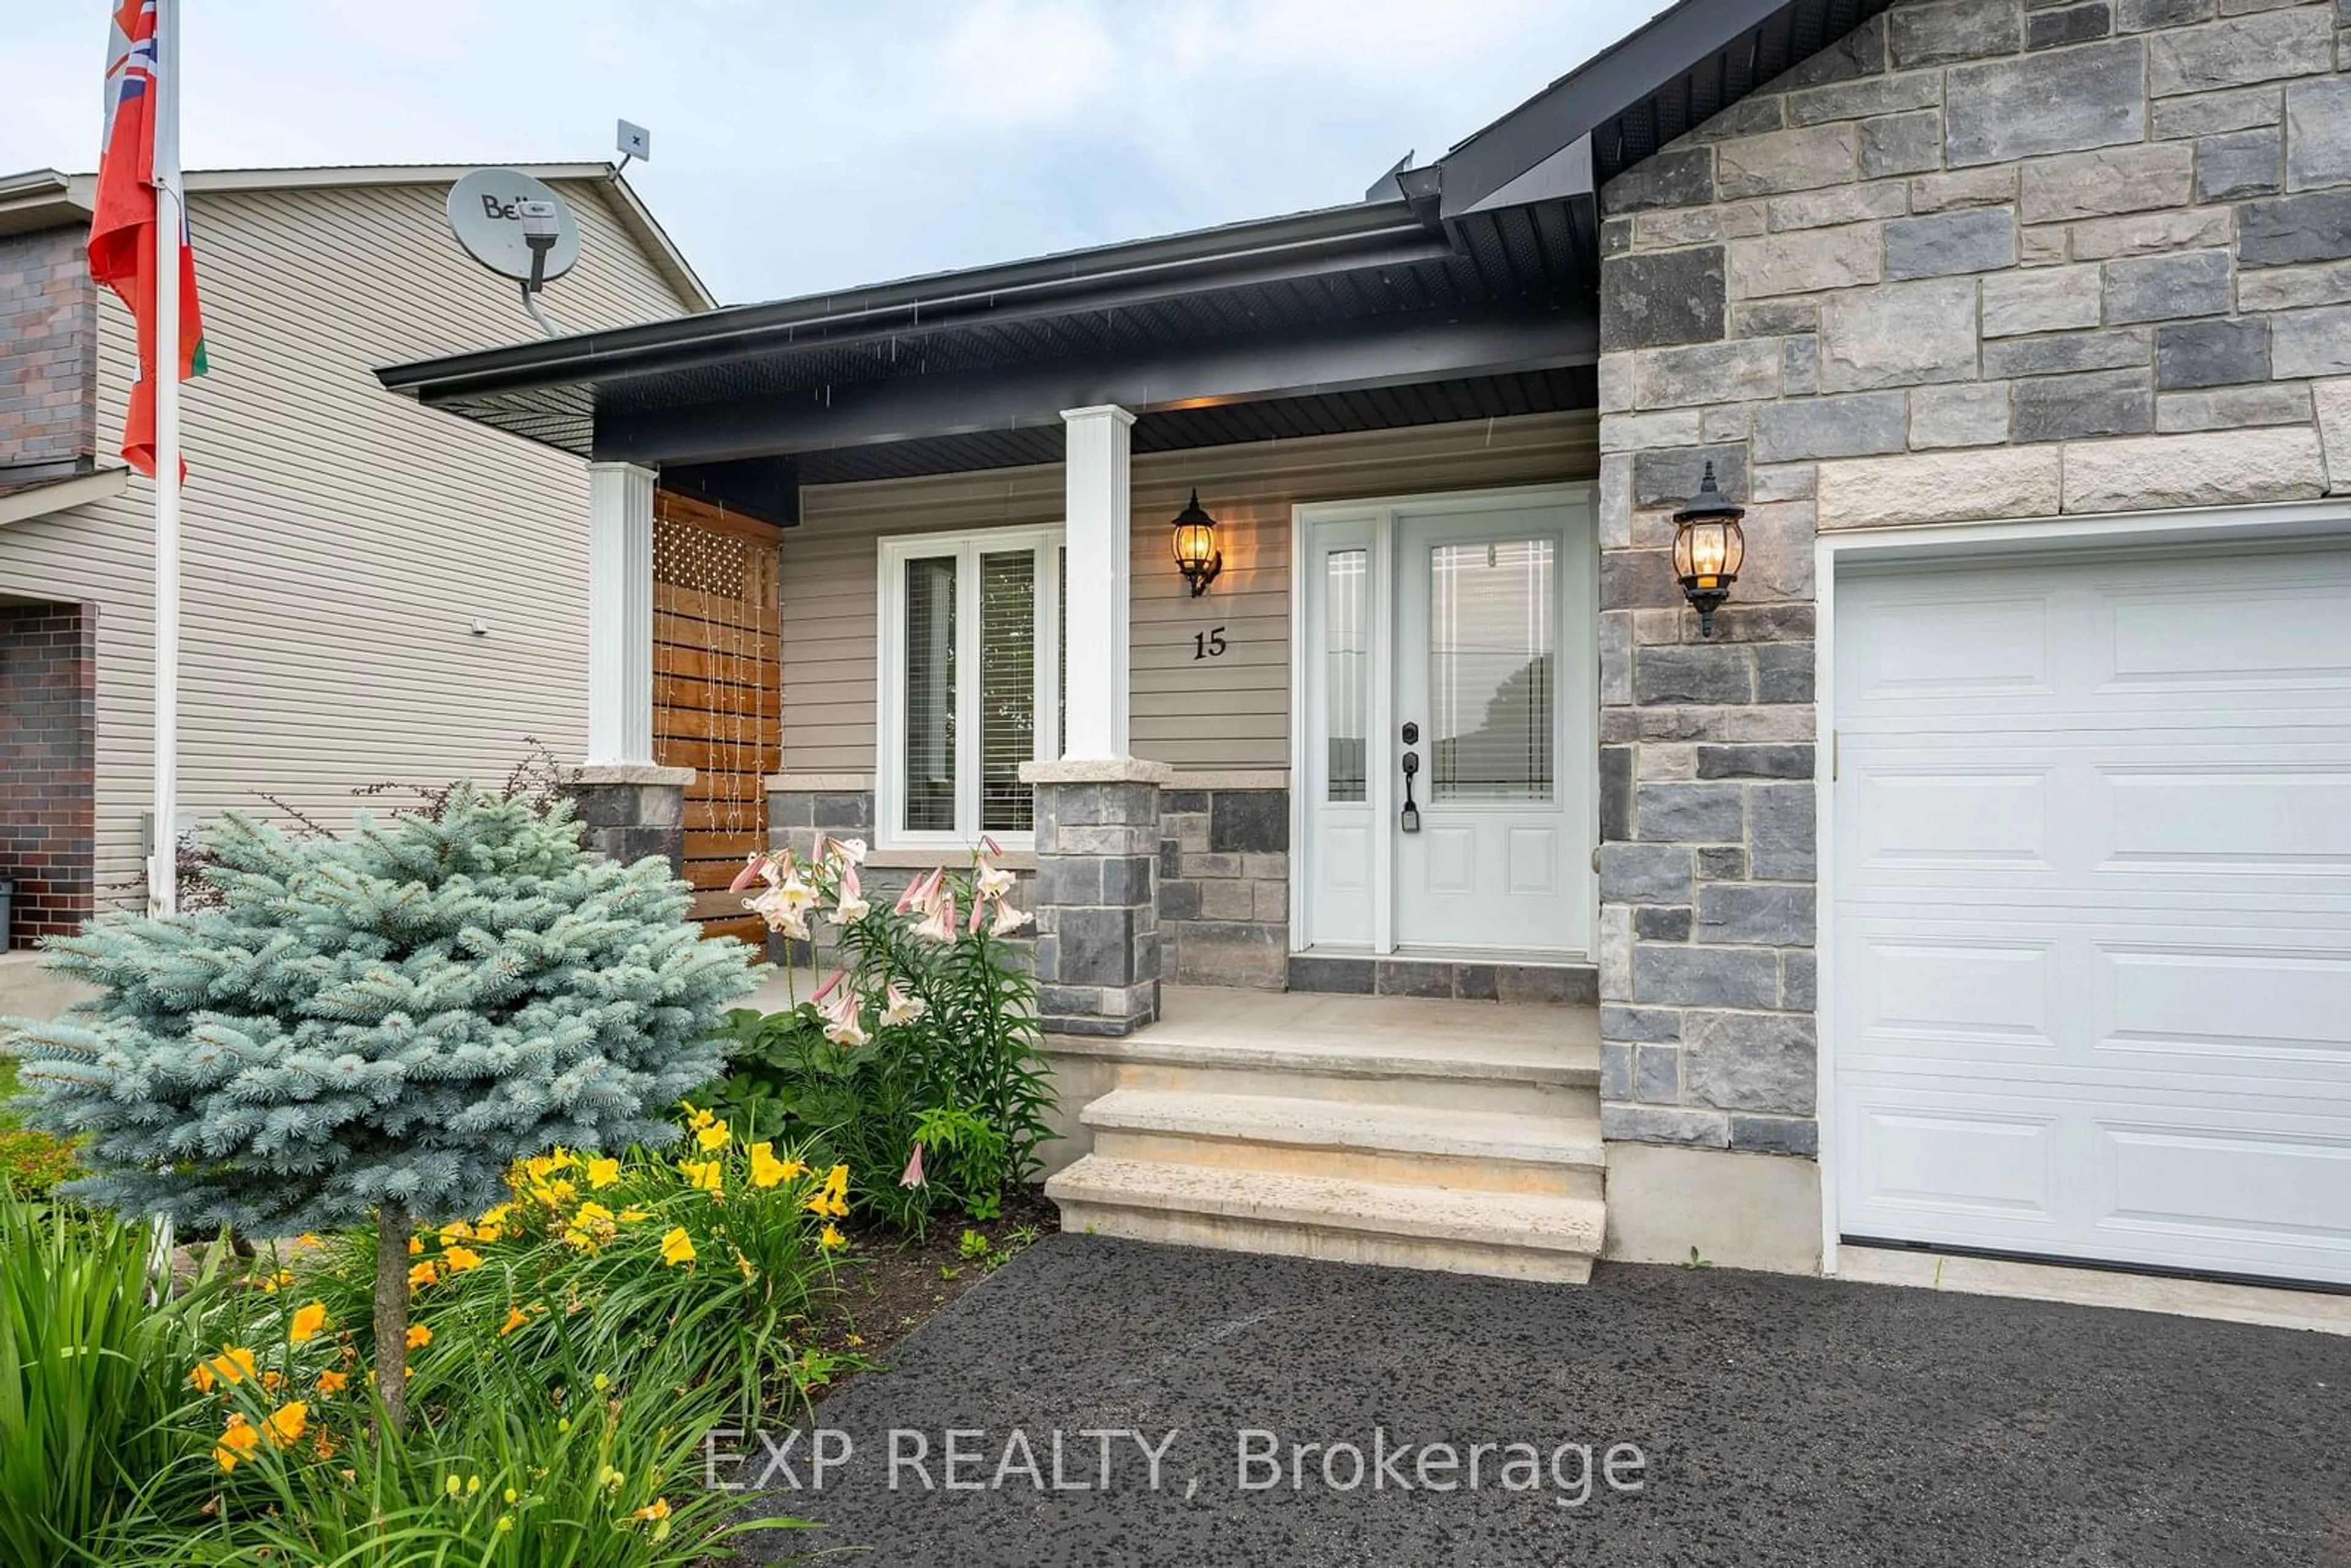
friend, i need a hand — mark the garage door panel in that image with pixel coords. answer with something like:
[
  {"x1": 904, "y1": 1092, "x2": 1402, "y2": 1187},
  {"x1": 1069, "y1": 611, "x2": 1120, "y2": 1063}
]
[
  {"x1": 1841, "y1": 935, "x2": 2060, "y2": 1056},
  {"x1": 2104, "y1": 574, "x2": 2351, "y2": 691},
  {"x1": 1843, "y1": 1079, "x2": 2351, "y2": 1277},
  {"x1": 2096, "y1": 1122, "x2": 2351, "y2": 1248},
  {"x1": 1842, "y1": 1094, "x2": 2058, "y2": 1222},
  {"x1": 1849, "y1": 768, "x2": 2052, "y2": 871},
  {"x1": 2102, "y1": 766, "x2": 2351, "y2": 870},
  {"x1": 2100, "y1": 946, "x2": 2351, "y2": 1064},
  {"x1": 1842, "y1": 591, "x2": 2056, "y2": 705},
  {"x1": 1834, "y1": 540, "x2": 2351, "y2": 1286}
]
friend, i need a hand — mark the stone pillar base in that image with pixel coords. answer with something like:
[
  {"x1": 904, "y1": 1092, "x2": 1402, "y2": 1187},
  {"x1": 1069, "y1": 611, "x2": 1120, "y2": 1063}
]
[
  {"x1": 566, "y1": 763, "x2": 694, "y2": 877},
  {"x1": 1024, "y1": 757, "x2": 1169, "y2": 1037}
]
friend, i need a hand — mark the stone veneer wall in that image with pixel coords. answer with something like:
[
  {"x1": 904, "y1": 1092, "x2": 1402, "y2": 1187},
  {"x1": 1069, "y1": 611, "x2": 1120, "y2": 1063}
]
[
  {"x1": 1157, "y1": 784, "x2": 1289, "y2": 989},
  {"x1": 564, "y1": 766, "x2": 690, "y2": 879},
  {"x1": 1594, "y1": 0, "x2": 2351, "y2": 1155}
]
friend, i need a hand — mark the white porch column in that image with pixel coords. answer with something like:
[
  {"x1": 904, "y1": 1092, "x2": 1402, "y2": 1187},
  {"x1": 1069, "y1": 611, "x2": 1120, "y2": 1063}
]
[
  {"x1": 586, "y1": 461, "x2": 657, "y2": 765},
  {"x1": 1059, "y1": 405, "x2": 1134, "y2": 759}
]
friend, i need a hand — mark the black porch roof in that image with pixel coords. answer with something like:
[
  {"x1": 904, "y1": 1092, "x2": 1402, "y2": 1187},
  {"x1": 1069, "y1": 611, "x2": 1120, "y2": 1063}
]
[{"x1": 376, "y1": 0, "x2": 1870, "y2": 515}]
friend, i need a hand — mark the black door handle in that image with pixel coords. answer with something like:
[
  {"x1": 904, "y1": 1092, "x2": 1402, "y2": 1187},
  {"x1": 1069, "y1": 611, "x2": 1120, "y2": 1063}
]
[{"x1": 1400, "y1": 748, "x2": 1421, "y2": 833}]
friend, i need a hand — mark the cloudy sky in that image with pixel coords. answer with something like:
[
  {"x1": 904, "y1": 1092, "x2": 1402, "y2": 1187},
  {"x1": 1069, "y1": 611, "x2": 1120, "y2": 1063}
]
[{"x1": 2, "y1": 1, "x2": 1652, "y2": 304}]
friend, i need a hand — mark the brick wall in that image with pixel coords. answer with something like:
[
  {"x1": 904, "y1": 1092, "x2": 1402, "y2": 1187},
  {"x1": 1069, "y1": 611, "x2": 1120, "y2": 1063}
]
[
  {"x1": 0, "y1": 227, "x2": 98, "y2": 475},
  {"x1": 0, "y1": 602, "x2": 97, "y2": 947},
  {"x1": 1594, "y1": 0, "x2": 2351, "y2": 1156}
]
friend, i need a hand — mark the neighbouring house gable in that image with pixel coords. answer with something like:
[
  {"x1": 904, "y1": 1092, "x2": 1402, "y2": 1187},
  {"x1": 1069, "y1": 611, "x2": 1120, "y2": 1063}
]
[{"x1": 0, "y1": 168, "x2": 710, "y2": 906}]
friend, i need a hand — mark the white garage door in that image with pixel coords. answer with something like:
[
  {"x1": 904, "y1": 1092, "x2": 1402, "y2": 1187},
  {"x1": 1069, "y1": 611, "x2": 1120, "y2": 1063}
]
[{"x1": 1832, "y1": 539, "x2": 2351, "y2": 1287}]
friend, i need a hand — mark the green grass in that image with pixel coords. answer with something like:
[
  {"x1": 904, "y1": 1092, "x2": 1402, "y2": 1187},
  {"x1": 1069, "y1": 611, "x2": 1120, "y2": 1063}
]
[{"x1": 0, "y1": 1056, "x2": 77, "y2": 1196}]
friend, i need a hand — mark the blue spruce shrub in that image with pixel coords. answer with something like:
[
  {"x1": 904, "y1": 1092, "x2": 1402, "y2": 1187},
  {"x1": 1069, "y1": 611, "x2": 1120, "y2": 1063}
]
[{"x1": 2, "y1": 786, "x2": 760, "y2": 1426}]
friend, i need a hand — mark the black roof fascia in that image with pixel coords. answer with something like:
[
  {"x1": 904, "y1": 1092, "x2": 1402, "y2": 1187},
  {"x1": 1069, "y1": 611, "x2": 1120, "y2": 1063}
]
[
  {"x1": 1436, "y1": 0, "x2": 1862, "y2": 219},
  {"x1": 377, "y1": 198, "x2": 1446, "y2": 405},
  {"x1": 591, "y1": 299, "x2": 1599, "y2": 467}
]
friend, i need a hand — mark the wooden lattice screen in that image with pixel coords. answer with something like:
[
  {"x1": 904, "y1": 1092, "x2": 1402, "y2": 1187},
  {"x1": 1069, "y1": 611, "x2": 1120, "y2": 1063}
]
[{"x1": 651, "y1": 490, "x2": 781, "y2": 944}]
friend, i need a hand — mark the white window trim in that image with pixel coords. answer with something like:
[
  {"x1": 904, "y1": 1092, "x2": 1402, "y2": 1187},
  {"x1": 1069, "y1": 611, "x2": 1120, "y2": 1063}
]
[{"x1": 876, "y1": 522, "x2": 1065, "y2": 852}]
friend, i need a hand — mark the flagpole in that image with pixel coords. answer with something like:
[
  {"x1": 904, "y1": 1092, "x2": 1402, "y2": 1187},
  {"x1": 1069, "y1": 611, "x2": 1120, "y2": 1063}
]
[
  {"x1": 146, "y1": 0, "x2": 184, "y2": 1288},
  {"x1": 148, "y1": 0, "x2": 182, "y2": 921}
]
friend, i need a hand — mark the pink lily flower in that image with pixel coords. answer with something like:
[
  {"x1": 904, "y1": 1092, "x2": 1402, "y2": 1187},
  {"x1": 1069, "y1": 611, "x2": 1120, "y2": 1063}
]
[
  {"x1": 912, "y1": 891, "x2": 958, "y2": 943},
  {"x1": 810, "y1": 968, "x2": 849, "y2": 1005},
  {"x1": 895, "y1": 866, "x2": 943, "y2": 915},
  {"x1": 989, "y1": 899, "x2": 1032, "y2": 937},
  {"x1": 835, "y1": 863, "x2": 871, "y2": 923},
  {"x1": 819, "y1": 980, "x2": 868, "y2": 1048},
  {"x1": 899, "y1": 1142, "x2": 925, "y2": 1188},
  {"x1": 728, "y1": 853, "x2": 766, "y2": 893}
]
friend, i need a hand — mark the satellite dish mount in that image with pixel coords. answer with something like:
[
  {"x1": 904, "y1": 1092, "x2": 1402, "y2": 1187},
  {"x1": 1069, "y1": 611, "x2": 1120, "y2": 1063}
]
[
  {"x1": 615, "y1": 118, "x2": 651, "y2": 175},
  {"x1": 445, "y1": 168, "x2": 582, "y2": 339}
]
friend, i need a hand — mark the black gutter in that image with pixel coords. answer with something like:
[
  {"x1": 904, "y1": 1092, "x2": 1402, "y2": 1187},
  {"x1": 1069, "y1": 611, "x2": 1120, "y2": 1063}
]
[
  {"x1": 377, "y1": 197, "x2": 1449, "y2": 403},
  {"x1": 1435, "y1": 0, "x2": 1793, "y2": 218}
]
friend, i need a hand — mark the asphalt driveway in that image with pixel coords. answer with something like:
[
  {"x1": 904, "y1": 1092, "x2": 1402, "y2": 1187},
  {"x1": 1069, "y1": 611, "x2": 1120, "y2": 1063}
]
[{"x1": 740, "y1": 1235, "x2": 2349, "y2": 1567}]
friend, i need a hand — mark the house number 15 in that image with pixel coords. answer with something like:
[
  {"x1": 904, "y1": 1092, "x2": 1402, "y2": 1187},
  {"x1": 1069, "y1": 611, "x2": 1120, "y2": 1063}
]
[{"x1": 1192, "y1": 628, "x2": 1228, "y2": 661}]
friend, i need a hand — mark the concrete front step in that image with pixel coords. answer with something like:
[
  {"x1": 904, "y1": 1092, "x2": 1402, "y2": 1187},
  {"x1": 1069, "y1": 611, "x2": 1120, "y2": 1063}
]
[
  {"x1": 1048, "y1": 986, "x2": 1602, "y2": 1117},
  {"x1": 1046, "y1": 1156, "x2": 1602, "y2": 1285},
  {"x1": 1082, "y1": 1087, "x2": 1604, "y2": 1199}
]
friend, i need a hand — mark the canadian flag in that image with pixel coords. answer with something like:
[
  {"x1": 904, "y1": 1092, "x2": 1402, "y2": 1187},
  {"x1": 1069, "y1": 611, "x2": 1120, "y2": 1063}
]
[{"x1": 89, "y1": 0, "x2": 206, "y2": 478}]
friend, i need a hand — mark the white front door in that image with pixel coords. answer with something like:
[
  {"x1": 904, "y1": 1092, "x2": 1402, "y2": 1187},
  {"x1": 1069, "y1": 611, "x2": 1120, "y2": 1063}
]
[
  {"x1": 1297, "y1": 487, "x2": 1595, "y2": 958},
  {"x1": 1831, "y1": 540, "x2": 2351, "y2": 1287}
]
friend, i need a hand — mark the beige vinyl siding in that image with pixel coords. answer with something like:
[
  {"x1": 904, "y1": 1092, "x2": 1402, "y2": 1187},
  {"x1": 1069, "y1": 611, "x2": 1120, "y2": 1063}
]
[
  {"x1": 785, "y1": 410, "x2": 1599, "y2": 775},
  {"x1": 0, "y1": 178, "x2": 696, "y2": 901}
]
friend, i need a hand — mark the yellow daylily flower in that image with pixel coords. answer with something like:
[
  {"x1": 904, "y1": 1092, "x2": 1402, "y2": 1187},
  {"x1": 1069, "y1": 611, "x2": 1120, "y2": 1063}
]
[
  {"x1": 696, "y1": 1122, "x2": 731, "y2": 1152},
  {"x1": 499, "y1": 1304, "x2": 541, "y2": 1337},
  {"x1": 406, "y1": 1322, "x2": 433, "y2": 1351},
  {"x1": 659, "y1": 1227, "x2": 696, "y2": 1266},
  {"x1": 442, "y1": 1245, "x2": 484, "y2": 1274},
  {"x1": 257, "y1": 1267, "x2": 296, "y2": 1292},
  {"x1": 439, "y1": 1220, "x2": 475, "y2": 1245},
  {"x1": 288, "y1": 1301, "x2": 329, "y2": 1346},
  {"x1": 315, "y1": 1369, "x2": 350, "y2": 1395},
  {"x1": 586, "y1": 1157, "x2": 621, "y2": 1189},
  {"x1": 192, "y1": 1346, "x2": 257, "y2": 1394},
  {"x1": 680, "y1": 1160, "x2": 722, "y2": 1195},
  {"x1": 408, "y1": 1235, "x2": 424, "y2": 1256},
  {"x1": 478, "y1": 1203, "x2": 514, "y2": 1228},
  {"x1": 214, "y1": 1414, "x2": 260, "y2": 1471},
  {"x1": 748, "y1": 1141, "x2": 798, "y2": 1188},
  {"x1": 803, "y1": 1163, "x2": 851, "y2": 1219},
  {"x1": 262, "y1": 1401, "x2": 308, "y2": 1449},
  {"x1": 820, "y1": 1222, "x2": 847, "y2": 1251},
  {"x1": 617, "y1": 1206, "x2": 651, "y2": 1224},
  {"x1": 408, "y1": 1261, "x2": 439, "y2": 1290}
]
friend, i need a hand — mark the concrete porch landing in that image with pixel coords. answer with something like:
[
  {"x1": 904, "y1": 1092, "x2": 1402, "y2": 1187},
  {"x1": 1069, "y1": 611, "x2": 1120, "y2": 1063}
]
[{"x1": 1043, "y1": 985, "x2": 1605, "y2": 1283}]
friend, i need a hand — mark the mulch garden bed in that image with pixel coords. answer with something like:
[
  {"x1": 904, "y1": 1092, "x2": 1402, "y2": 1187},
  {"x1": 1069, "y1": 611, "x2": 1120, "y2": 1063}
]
[{"x1": 803, "y1": 1186, "x2": 1059, "y2": 1398}]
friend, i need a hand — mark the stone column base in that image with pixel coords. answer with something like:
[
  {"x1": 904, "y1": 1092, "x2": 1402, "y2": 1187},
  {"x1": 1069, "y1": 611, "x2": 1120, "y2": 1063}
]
[
  {"x1": 1024, "y1": 757, "x2": 1169, "y2": 1037},
  {"x1": 566, "y1": 763, "x2": 694, "y2": 877}
]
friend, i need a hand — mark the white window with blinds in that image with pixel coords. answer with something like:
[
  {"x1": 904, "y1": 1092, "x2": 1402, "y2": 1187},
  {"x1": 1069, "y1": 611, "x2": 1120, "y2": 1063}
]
[{"x1": 876, "y1": 523, "x2": 1064, "y2": 848}]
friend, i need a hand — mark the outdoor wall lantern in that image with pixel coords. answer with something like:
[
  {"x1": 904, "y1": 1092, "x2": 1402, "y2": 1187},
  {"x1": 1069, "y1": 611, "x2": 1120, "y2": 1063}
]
[
  {"x1": 1671, "y1": 460, "x2": 1746, "y2": 638},
  {"x1": 1171, "y1": 488, "x2": 1223, "y2": 596}
]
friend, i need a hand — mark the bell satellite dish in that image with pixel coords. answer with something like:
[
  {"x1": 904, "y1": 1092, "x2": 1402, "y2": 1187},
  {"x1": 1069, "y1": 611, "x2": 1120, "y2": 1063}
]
[{"x1": 446, "y1": 168, "x2": 580, "y2": 287}]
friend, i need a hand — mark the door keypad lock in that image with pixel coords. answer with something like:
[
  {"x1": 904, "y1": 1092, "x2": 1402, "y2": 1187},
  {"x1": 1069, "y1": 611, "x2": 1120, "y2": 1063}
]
[{"x1": 1400, "y1": 746, "x2": 1421, "y2": 833}]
